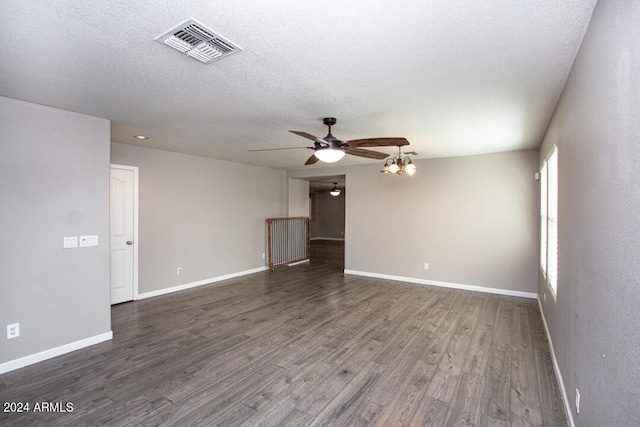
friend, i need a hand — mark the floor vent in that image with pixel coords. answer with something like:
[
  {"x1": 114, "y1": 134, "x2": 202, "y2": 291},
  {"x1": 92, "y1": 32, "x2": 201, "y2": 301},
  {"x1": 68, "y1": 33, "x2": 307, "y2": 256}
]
[{"x1": 155, "y1": 19, "x2": 242, "y2": 64}]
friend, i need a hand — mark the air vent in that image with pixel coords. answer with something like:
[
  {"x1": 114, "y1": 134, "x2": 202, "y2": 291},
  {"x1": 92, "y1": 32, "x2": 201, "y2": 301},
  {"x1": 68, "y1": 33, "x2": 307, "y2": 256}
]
[{"x1": 155, "y1": 19, "x2": 242, "y2": 64}]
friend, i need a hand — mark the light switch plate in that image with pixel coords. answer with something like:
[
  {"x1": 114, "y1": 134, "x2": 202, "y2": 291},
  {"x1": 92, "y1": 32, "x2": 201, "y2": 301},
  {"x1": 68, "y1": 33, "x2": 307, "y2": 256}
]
[
  {"x1": 63, "y1": 236, "x2": 78, "y2": 248},
  {"x1": 80, "y1": 235, "x2": 98, "y2": 247}
]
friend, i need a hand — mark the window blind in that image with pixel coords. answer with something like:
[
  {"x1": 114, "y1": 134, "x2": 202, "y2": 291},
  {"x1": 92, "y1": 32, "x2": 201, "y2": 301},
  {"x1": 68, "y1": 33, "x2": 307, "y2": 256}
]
[{"x1": 547, "y1": 147, "x2": 558, "y2": 295}]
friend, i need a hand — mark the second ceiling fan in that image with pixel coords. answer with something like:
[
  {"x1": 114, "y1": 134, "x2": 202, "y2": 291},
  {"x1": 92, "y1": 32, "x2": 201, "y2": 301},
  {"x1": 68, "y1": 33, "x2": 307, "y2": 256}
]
[{"x1": 251, "y1": 117, "x2": 410, "y2": 165}]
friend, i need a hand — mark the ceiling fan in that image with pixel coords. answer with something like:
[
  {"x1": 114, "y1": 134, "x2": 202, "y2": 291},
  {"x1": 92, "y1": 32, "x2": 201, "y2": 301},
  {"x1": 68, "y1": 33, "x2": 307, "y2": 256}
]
[{"x1": 249, "y1": 117, "x2": 409, "y2": 165}]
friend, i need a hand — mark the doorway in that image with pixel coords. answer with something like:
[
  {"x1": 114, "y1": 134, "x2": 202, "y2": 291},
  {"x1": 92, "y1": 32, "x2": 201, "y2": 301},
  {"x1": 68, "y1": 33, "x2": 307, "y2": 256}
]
[
  {"x1": 308, "y1": 176, "x2": 345, "y2": 269},
  {"x1": 109, "y1": 164, "x2": 139, "y2": 304}
]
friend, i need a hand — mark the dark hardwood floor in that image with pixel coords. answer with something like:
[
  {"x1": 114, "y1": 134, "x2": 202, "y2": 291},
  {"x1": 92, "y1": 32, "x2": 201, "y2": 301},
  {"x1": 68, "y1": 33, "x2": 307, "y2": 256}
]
[
  {"x1": 0, "y1": 263, "x2": 566, "y2": 426},
  {"x1": 309, "y1": 239, "x2": 344, "y2": 269}
]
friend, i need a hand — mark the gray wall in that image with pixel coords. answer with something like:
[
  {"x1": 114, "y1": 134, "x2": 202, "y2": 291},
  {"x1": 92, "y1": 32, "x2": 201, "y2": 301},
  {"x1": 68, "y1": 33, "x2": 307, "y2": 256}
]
[
  {"x1": 0, "y1": 97, "x2": 111, "y2": 364},
  {"x1": 287, "y1": 178, "x2": 309, "y2": 217},
  {"x1": 111, "y1": 143, "x2": 286, "y2": 294},
  {"x1": 538, "y1": 1, "x2": 640, "y2": 425},
  {"x1": 290, "y1": 148, "x2": 539, "y2": 294},
  {"x1": 347, "y1": 150, "x2": 539, "y2": 292}
]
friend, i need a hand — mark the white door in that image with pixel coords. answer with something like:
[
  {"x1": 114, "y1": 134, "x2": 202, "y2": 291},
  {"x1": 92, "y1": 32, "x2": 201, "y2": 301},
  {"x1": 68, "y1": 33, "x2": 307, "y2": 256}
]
[{"x1": 110, "y1": 166, "x2": 137, "y2": 304}]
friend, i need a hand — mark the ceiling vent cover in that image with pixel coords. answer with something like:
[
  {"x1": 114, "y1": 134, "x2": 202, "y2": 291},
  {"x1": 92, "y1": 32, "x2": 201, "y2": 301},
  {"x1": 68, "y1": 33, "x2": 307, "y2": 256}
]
[{"x1": 155, "y1": 19, "x2": 242, "y2": 64}]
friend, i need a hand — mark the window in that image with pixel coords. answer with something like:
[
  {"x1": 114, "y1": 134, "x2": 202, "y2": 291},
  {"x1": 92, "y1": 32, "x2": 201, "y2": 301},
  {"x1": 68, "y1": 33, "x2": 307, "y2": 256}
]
[
  {"x1": 540, "y1": 146, "x2": 558, "y2": 295},
  {"x1": 540, "y1": 161, "x2": 548, "y2": 274}
]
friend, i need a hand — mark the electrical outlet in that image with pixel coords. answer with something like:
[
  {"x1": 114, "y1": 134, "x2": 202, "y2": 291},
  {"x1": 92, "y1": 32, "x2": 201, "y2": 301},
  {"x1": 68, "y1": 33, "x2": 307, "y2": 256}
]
[
  {"x1": 7, "y1": 323, "x2": 19, "y2": 339},
  {"x1": 177, "y1": 267, "x2": 182, "y2": 275},
  {"x1": 575, "y1": 388, "x2": 581, "y2": 414},
  {"x1": 424, "y1": 263, "x2": 429, "y2": 270},
  {"x1": 262, "y1": 252, "x2": 265, "y2": 259}
]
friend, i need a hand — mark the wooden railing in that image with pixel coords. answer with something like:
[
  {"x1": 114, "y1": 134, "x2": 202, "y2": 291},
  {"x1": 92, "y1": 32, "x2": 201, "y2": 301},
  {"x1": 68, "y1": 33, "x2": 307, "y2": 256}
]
[{"x1": 266, "y1": 217, "x2": 310, "y2": 269}]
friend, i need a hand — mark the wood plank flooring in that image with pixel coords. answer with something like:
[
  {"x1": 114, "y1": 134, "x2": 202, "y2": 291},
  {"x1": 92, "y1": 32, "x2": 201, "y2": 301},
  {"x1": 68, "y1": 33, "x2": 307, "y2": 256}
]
[
  {"x1": 0, "y1": 263, "x2": 566, "y2": 426},
  {"x1": 310, "y1": 239, "x2": 345, "y2": 269}
]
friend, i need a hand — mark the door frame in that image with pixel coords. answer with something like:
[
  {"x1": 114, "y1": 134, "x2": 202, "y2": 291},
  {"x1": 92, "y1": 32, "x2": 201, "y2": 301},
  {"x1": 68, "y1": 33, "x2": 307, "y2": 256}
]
[{"x1": 110, "y1": 164, "x2": 139, "y2": 301}]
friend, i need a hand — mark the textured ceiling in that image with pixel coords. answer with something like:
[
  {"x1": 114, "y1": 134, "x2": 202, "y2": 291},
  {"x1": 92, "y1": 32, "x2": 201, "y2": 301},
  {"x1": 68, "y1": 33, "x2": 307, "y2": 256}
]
[{"x1": 0, "y1": 0, "x2": 596, "y2": 170}]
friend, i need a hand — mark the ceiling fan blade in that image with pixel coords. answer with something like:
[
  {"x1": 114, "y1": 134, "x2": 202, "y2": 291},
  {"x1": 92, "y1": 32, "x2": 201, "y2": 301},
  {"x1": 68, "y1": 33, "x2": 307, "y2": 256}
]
[
  {"x1": 248, "y1": 147, "x2": 311, "y2": 152},
  {"x1": 305, "y1": 154, "x2": 320, "y2": 165},
  {"x1": 347, "y1": 137, "x2": 409, "y2": 148},
  {"x1": 289, "y1": 130, "x2": 324, "y2": 143},
  {"x1": 345, "y1": 147, "x2": 390, "y2": 160}
]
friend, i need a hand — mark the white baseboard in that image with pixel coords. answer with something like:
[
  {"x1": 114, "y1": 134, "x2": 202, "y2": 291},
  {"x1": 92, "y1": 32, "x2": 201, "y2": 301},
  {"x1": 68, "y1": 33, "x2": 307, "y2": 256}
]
[
  {"x1": 343, "y1": 270, "x2": 537, "y2": 299},
  {"x1": 537, "y1": 297, "x2": 575, "y2": 427},
  {"x1": 137, "y1": 266, "x2": 269, "y2": 300},
  {"x1": 0, "y1": 331, "x2": 113, "y2": 374}
]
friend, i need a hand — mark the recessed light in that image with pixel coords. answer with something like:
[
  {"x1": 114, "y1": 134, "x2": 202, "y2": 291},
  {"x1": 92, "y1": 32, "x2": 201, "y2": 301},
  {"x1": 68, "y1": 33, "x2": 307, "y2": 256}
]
[{"x1": 133, "y1": 135, "x2": 149, "y2": 140}]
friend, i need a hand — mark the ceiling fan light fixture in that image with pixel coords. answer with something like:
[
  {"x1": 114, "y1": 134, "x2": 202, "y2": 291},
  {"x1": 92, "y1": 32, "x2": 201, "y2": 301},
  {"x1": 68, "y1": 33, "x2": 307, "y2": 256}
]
[
  {"x1": 381, "y1": 146, "x2": 418, "y2": 175},
  {"x1": 283, "y1": 118, "x2": 410, "y2": 166},
  {"x1": 330, "y1": 182, "x2": 341, "y2": 196},
  {"x1": 314, "y1": 148, "x2": 345, "y2": 163}
]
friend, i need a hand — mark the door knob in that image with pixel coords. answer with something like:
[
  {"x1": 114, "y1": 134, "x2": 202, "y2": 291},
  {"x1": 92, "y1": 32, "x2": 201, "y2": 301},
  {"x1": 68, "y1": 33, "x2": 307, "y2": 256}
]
[{"x1": 126, "y1": 241, "x2": 133, "y2": 245}]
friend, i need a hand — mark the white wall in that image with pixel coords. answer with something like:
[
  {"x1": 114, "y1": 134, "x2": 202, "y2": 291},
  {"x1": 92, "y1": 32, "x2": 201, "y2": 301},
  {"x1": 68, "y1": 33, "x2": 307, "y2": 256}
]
[
  {"x1": 538, "y1": 1, "x2": 640, "y2": 425},
  {"x1": 0, "y1": 97, "x2": 112, "y2": 369},
  {"x1": 289, "y1": 148, "x2": 539, "y2": 294},
  {"x1": 111, "y1": 143, "x2": 286, "y2": 295}
]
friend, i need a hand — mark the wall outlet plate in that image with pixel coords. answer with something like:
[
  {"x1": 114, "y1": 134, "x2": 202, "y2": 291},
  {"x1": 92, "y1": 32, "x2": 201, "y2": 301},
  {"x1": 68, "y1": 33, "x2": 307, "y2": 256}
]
[{"x1": 7, "y1": 323, "x2": 19, "y2": 339}]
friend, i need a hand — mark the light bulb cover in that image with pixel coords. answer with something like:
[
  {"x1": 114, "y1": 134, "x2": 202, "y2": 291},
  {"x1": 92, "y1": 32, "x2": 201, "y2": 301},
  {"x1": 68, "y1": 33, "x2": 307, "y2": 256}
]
[
  {"x1": 380, "y1": 159, "x2": 393, "y2": 173},
  {"x1": 314, "y1": 148, "x2": 345, "y2": 163},
  {"x1": 404, "y1": 161, "x2": 417, "y2": 175}
]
